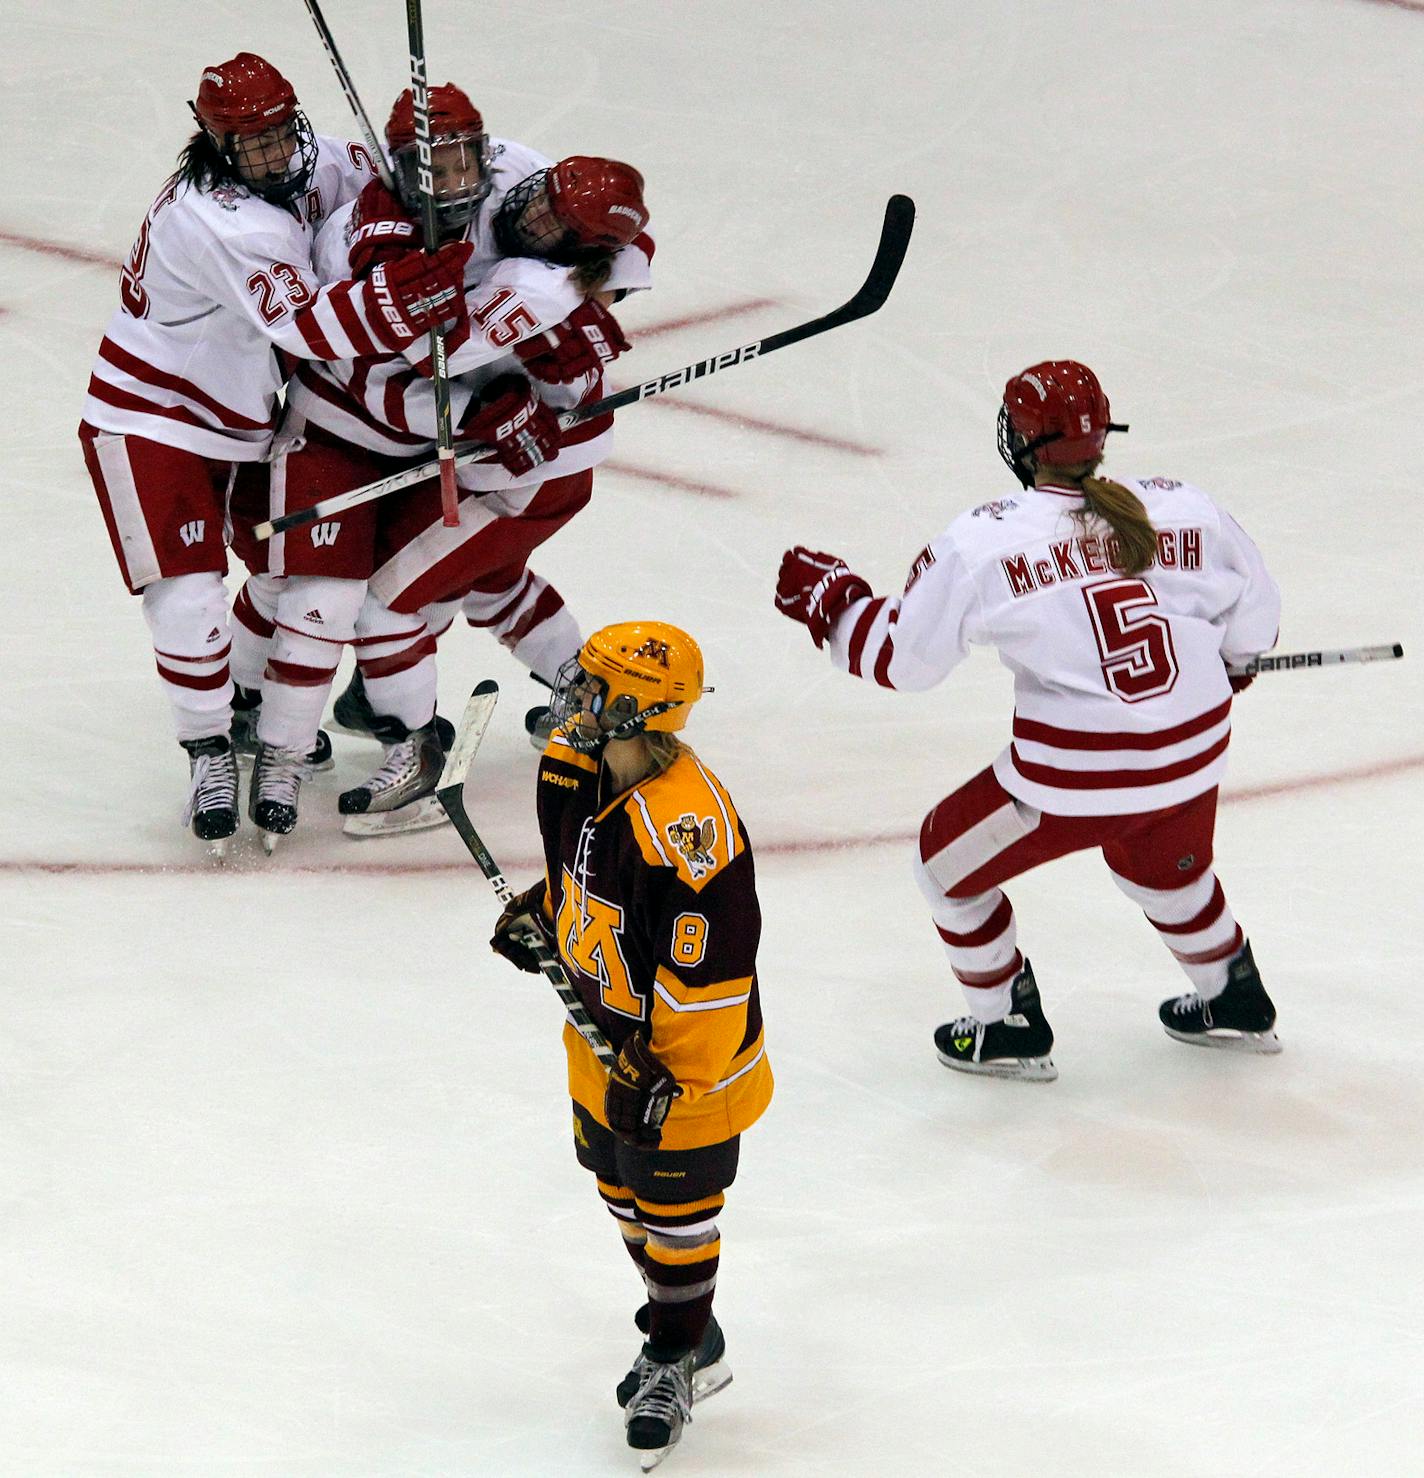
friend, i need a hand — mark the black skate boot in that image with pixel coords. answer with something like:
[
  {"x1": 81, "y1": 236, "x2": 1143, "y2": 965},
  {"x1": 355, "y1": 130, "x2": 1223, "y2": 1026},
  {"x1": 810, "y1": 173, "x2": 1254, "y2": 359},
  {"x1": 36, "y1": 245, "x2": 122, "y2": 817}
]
[
  {"x1": 524, "y1": 704, "x2": 558, "y2": 752},
  {"x1": 617, "y1": 1305, "x2": 731, "y2": 1408},
  {"x1": 180, "y1": 735, "x2": 239, "y2": 848},
  {"x1": 934, "y1": 958, "x2": 1057, "y2": 1081},
  {"x1": 624, "y1": 1349, "x2": 694, "y2": 1470},
  {"x1": 231, "y1": 685, "x2": 333, "y2": 771},
  {"x1": 1159, "y1": 940, "x2": 1281, "y2": 1053},
  {"x1": 331, "y1": 669, "x2": 454, "y2": 752},
  {"x1": 338, "y1": 719, "x2": 447, "y2": 835},
  {"x1": 249, "y1": 742, "x2": 307, "y2": 853}
]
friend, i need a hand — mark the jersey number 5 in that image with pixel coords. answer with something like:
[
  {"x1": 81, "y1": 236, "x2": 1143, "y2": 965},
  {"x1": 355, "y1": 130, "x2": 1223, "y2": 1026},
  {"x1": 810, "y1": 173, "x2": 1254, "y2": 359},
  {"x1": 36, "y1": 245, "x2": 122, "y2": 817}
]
[{"x1": 1083, "y1": 578, "x2": 1179, "y2": 702}]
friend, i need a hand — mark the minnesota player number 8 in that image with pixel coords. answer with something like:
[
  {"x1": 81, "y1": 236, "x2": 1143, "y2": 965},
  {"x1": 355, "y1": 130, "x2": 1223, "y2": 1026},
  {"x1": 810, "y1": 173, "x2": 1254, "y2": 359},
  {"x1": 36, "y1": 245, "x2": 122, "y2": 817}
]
[{"x1": 1082, "y1": 578, "x2": 1179, "y2": 702}]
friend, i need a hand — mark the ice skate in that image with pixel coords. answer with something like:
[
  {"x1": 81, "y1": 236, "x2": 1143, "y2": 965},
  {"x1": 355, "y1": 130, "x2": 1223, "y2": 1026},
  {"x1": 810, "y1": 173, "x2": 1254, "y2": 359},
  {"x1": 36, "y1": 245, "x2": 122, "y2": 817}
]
[
  {"x1": 1160, "y1": 940, "x2": 1281, "y2": 1053},
  {"x1": 330, "y1": 669, "x2": 454, "y2": 752},
  {"x1": 624, "y1": 1350, "x2": 694, "y2": 1471},
  {"x1": 249, "y1": 742, "x2": 307, "y2": 853},
  {"x1": 525, "y1": 704, "x2": 558, "y2": 751},
  {"x1": 934, "y1": 959, "x2": 1057, "y2": 1081},
  {"x1": 180, "y1": 735, "x2": 239, "y2": 855},
  {"x1": 230, "y1": 686, "x2": 333, "y2": 771},
  {"x1": 338, "y1": 720, "x2": 448, "y2": 836},
  {"x1": 617, "y1": 1308, "x2": 731, "y2": 1409}
]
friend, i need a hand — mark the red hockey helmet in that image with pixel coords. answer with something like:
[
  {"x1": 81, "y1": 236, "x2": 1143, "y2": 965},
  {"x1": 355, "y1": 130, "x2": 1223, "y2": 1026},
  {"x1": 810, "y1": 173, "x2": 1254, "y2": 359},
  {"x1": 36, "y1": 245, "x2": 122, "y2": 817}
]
[
  {"x1": 997, "y1": 360, "x2": 1128, "y2": 488},
  {"x1": 191, "y1": 54, "x2": 315, "y2": 205},
  {"x1": 384, "y1": 83, "x2": 491, "y2": 236},
  {"x1": 194, "y1": 53, "x2": 299, "y2": 139},
  {"x1": 546, "y1": 157, "x2": 648, "y2": 249}
]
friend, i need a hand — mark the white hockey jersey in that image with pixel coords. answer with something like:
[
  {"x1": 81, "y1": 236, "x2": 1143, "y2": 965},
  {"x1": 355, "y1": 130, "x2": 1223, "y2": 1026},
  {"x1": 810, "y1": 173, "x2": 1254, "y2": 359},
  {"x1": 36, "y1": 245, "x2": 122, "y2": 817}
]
[
  {"x1": 285, "y1": 137, "x2": 655, "y2": 491},
  {"x1": 828, "y1": 477, "x2": 1281, "y2": 815},
  {"x1": 81, "y1": 136, "x2": 380, "y2": 462}
]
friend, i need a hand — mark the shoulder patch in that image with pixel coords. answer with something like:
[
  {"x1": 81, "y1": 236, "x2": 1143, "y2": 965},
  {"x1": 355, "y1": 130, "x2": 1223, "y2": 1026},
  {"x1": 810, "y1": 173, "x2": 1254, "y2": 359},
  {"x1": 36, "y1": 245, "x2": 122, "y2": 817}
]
[
  {"x1": 1139, "y1": 477, "x2": 1182, "y2": 491},
  {"x1": 971, "y1": 497, "x2": 1018, "y2": 520},
  {"x1": 665, "y1": 813, "x2": 718, "y2": 880}
]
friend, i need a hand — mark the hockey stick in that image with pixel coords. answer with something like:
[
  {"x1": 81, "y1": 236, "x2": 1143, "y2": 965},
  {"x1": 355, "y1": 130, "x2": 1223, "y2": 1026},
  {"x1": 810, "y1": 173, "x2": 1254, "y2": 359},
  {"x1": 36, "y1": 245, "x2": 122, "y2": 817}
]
[
  {"x1": 253, "y1": 192, "x2": 917, "y2": 539},
  {"x1": 435, "y1": 681, "x2": 617, "y2": 1071},
  {"x1": 404, "y1": 0, "x2": 462, "y2": 527},
  {"x1": 299, "y1": 0, "x2": 396, "y2": 190},
  {"x1": 1229, "y1": 642, "x2": 1403, "y2": 676}
]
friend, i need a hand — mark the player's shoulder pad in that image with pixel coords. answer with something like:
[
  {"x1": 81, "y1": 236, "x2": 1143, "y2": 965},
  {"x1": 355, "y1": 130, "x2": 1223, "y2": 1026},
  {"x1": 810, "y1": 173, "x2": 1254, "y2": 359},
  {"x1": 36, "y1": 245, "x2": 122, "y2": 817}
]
[
  {"x1": 539, "y1": 729, "x2": 598, "y2": 781},
  {"x1": 625, "y1": 753, "x2": 744, "y2": 892}
]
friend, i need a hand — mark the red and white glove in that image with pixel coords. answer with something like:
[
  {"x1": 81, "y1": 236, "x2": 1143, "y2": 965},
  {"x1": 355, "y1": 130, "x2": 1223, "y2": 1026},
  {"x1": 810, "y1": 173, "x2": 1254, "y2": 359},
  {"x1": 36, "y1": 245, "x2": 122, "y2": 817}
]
[
  {"x1": 361, "y1": 240, "x2": 472, "y2": 350},
  {"x1": 460, "y1": 373, "x2": 562, "y2": 477},
  {"x1": 512, "y1": 298, "x2": 631, "y2": 384},
  {"x1": 348, "y1": 179, "x2": 422, "y2": 278},
  {"x1": 775, "y1": 546, "x2": 872, "y2": 649},
  {"x1": 1226, "y1": 661, "x2": 1255, "y2": 693}
]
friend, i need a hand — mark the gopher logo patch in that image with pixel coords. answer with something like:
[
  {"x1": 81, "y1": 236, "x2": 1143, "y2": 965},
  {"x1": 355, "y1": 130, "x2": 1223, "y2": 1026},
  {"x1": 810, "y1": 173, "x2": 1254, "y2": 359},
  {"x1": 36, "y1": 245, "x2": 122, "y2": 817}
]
[{"x1": 666, "y1": 813, "x2": 717, "y2": 879}]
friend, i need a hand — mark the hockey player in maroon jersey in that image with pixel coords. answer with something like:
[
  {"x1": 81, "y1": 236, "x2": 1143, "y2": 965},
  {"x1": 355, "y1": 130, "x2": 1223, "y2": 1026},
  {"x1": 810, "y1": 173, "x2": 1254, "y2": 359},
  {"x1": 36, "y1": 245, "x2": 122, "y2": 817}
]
[
  {"x1": 77, "y1": 54, "x2": 471, "y2": 852},
  {"x1": 489, "y1": 623, "x2": 771, "y2": 1466},
  {"x1": 229, "y1": 83, "x2": 652, "y2": 844},
  {"x1": 775, "y1": 360, "x2": 1283, "y2": 1075}
]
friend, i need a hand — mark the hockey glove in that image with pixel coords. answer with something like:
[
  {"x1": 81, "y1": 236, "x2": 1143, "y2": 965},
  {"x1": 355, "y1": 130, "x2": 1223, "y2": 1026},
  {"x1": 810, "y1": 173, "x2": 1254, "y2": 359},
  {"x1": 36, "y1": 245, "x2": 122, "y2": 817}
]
[
  {"x1": 362, "y1": 240, "x2": 472, "y2": 350},
  {"x1": 774, "y1": 546, "x2": 872, "y2": 649},
  {"x1": 490, "y1": 880, "x2": 555, "y2": 975},
  {"x1": 348, "y1": 180, "x2": 422, "y2": 278},
  {"x1": 512, "y1": 298, "x2": 631, "y2": 384},
  {"x1": 605, "y1": 1033, "x2": 682, "y2": 1149},
  {"x1": 460, "y1": 373, "x2": 562, "y2": 477}
]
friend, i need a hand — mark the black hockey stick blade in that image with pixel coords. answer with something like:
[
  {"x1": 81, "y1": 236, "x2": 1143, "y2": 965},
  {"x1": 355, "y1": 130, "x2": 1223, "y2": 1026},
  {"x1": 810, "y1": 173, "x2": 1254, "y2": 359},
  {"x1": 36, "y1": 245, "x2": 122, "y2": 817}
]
[{"x1": 1233, "y1": 642, "x2": 1405, "y2": 676}]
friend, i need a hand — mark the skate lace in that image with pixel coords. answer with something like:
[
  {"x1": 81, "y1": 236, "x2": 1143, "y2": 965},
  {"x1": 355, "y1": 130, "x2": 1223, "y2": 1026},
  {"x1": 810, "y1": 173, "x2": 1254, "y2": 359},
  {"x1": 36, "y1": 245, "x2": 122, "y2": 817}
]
[
  {"x1": 183, "y1": 747, "x2": 238, "y2": 827},
  {"x1": 364, "y1": 737, "x2": 419, "y2": 794},
  {"x1": 943, "y1": 1014, "x2": 983, "y2": 1040},
  {"x1": 1165, "y1": 990, "x2": 1203, "y2": 1018},
  {"x1": 626, "y1": 1359, "x2": 692, "y2": 1431},
  {"x1": 256, "y1": 748, "x2": 309, "y2": 806}
]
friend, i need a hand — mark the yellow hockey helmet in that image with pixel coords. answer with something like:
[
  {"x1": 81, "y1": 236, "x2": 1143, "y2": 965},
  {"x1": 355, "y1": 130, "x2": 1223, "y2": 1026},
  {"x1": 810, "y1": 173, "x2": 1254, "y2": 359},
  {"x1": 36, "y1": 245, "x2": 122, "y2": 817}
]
[{"x1": 551, "y1": 621, "x2": 707, "y2": 753}]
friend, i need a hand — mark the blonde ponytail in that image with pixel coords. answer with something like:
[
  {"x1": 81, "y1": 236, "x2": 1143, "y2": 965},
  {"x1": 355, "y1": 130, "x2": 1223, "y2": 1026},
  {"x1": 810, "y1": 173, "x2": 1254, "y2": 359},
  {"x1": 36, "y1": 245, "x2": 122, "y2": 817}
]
[{"x1": 1079, "y1": 477, "x2": 1157, "y2": 576}]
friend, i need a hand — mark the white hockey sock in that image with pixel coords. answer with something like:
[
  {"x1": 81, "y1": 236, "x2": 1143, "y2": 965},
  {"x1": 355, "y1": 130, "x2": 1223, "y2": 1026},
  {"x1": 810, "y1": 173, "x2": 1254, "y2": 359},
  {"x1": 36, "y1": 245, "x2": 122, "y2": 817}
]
[
  {"x1": 260, "y1": 576, "x2": 363, "y2": 752},
  {"x1": 354, "y1": 592, "x2": 437, "y2": 730},
  {"x1": 913, "y1": 859, "x2": 1021, "y2": 1021},
  {"x1": 142, "y1": 572, "x2": 233, "y2": 743},
  {"x1": 230, "y1": 573, "x2": 280, "y2": 690},
  {"x1": 462, "y1": 571, "x2": 580, "y2": 685},
  {"x1": 420, "y1": 597, "x2": 461, "y2": 641},
  {"x1": 1109, "y1": 867, "x2": 1243, "y2": 998}
]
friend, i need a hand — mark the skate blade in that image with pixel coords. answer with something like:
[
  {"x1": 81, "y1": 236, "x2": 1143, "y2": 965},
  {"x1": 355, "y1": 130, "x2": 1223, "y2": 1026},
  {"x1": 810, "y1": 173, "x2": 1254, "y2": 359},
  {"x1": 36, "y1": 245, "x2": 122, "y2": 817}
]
[
  {"x1": 638, "y1": 1445, "x2": 677, "y2": 1473},
  {"x1": 936, "y1": 1050, "x2": 1058, "y2": 1082},
  {"x1": 1163, "y1": 1026, "x2": 1282, "y2": 1055},
  {"x1": 342, "y1": 795, "x2": 450, "y2": 838},
  {"x1": 691, "y1": 1361, "x2": 731, "y2": 1404},
  {"x1": 202, "y1": 835, "x2": 232, "y2": 863},
  {"x1": 259, "y1": 830, "x2": 282, "y2": 855}
]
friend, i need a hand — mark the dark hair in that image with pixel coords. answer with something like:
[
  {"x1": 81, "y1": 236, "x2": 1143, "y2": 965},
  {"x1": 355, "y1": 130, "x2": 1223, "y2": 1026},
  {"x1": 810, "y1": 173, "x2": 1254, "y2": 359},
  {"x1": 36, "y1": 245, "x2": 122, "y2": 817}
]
[
  {"x1": 1077, "y1": 476, "x2": 1158, "y2": 576},
  {"x1": 175, "y1": 129, "x2": 234, "y2": 193}
]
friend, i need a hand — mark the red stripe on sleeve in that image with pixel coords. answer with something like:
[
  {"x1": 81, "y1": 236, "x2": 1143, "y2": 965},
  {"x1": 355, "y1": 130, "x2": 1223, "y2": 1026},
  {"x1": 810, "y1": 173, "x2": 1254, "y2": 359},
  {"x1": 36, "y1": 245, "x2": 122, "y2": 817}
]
[{"x1": 847, "y1": 597, "x2": 885, "y2": 678}]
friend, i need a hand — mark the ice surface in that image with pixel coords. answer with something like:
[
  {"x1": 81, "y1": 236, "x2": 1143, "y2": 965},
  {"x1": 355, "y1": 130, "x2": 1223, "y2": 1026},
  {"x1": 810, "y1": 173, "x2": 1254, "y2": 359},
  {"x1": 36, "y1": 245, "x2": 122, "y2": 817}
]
[{"x1": 3, "y1": 1, "x2": 1423, "y2": 1472}]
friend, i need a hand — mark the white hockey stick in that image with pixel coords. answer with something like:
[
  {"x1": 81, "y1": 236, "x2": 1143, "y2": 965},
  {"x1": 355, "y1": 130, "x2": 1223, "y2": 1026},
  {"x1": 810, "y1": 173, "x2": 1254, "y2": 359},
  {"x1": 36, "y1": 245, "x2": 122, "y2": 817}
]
[
  {"x1": 1228, "y1": 642, "x2": 1403, "y2": 676},
  {"x1": 253, "y1": 193, "x2": 918, "y2": 540},
  {"x1": 299, "y1": 0, "x2": 396, "y2": 189},
  {"x1": 435, "y1": 682, "x2": 617, "y2": 1070}
]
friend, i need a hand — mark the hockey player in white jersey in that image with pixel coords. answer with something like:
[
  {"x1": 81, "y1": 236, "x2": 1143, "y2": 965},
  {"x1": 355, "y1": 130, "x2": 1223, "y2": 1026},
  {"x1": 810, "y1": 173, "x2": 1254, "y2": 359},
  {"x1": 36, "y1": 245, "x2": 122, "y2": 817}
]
[
  {"x1": 77, "y1": 53, "x2": 472, "y2": 852},
  {"x1": 775, "y1": 360, "x2": 1283, "y2": 1075},
  {"x1": 230, "y1": 83, "x2": 652, "y2": 843}
]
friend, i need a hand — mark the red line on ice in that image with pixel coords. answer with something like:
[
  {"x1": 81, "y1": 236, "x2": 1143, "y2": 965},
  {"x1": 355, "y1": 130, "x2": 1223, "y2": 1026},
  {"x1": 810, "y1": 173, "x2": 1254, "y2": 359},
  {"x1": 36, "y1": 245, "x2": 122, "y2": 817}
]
[
  {"x1": 5, "y1": 752, "x2": 1422, "y2": 879},
  {"x1": 0, "y1": 230, "x2": 119, "y2": 268}
]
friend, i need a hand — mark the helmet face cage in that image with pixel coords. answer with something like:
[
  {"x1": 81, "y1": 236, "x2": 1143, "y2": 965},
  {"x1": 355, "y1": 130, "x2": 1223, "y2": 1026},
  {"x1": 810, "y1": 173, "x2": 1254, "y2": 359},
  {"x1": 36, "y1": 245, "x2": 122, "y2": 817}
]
[
  {"x1": 222, "y1": 109, "x2": 318, "y2": 205},
  {"x1": 392, "y1": 131, "x2": 492, "y2": 237},
  {"x1": 549, "y1": 656, "x2": 683, "y2": 755},
  {"x1": 494, "y1": 170, "x2": 609, "y2": 267}
]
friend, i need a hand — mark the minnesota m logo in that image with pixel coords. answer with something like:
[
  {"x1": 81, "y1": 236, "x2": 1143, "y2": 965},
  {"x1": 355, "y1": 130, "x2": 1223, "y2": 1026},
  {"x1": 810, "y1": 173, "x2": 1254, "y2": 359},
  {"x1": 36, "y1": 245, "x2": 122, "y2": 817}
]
[
  {"x1": 311, "y1": 521, "x2": 341, "y2": 547},
  {"x1": 178, "y1": 520, "x2": 205, "y2": 547}
]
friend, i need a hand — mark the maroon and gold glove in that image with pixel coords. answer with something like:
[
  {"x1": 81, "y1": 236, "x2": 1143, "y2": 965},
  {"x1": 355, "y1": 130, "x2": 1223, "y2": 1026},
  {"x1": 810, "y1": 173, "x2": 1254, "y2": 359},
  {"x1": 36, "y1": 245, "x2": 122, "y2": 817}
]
[
  {"x1": 512, "y1": 298, "x2": 631, "y2": 384},
  {"x1": 605, "y1": 1033, "x2": 682, "y2": 1149},
  {"x1": 348, "y1": 180, "x2": 423, "y2": 278},
  {"x1": 774, "y1": 546, "x2": 872, "y2": 649},
  {"x1": 460, "y1": 373, "x2": 562, "y2": 477},
  {"x1": 490, "y1": 880, "x2": 554, "y2": 975},
  {"x1": 363, "y1": 240, "x2": 472, "y2": 349}
]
